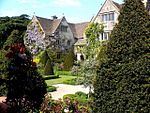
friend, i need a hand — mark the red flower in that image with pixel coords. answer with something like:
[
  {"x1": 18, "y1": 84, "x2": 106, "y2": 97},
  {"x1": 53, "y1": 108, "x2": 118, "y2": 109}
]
[{"x1": 20, "y1": 47, "x2": 25, "y2": 54}]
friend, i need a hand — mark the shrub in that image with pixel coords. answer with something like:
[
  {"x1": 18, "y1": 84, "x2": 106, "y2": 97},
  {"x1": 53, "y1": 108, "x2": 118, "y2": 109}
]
[
  {"x1": 43, "y1": 75, "x2": 59, "y2": 80},
  {"x1": 63, "y1": 92, "x2": 89, "y2": 106},
  {"x1": 63, "y1": 48, "x2": 75, "y2": 71},
  {"x1": 5, "y1": 43, "x2": 47, "y2": 113},
  {"x1": 75, "y1": 91, "x2": 88, "y2": 98},
  {"x1": 44, "y1": 59, "x2": 54, "y2": 75},
  {"x1": 41, "y1": 93, "x2": 91, "y2": 113},
  {"x1": 55, "y1": 70, "x2": 71, "y2": 76},
  {"x1": 62, "y1": 78, "x2": 83, "y2": 85},
  {"x1": 47, "y1": 86, "x2": 57, "y2": 92},
  {"x1": 62, "y1": 78, "x2": 77, "y2": 85}
]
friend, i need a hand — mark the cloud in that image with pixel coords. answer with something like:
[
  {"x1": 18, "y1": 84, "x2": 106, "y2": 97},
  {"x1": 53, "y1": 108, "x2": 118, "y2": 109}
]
[
  {"x1": 52, "y1": 0, "x2": 81, "y2": 7},
  {"x1": 19, "y1": 0, "x2": 33, "y2": 3}
]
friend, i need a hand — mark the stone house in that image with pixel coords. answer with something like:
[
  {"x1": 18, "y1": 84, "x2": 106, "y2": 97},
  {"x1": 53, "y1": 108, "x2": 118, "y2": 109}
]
[
  {"x1": 24, "y1": 16, "x2": 75, "y2": 56},
  {"x1": 24, "y1": 15, "x2": 89, "y2": 60},
  {"x1": 69, "y1": 22, "x2": 89, "y2": 61},
  {"x1": 92, "y1": 0, "x2": 150, "y2": 41}
]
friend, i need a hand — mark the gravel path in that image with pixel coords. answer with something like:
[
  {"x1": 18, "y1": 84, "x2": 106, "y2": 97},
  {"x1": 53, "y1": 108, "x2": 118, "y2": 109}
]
[{"x1": 50, "y1": 84, "x2": 90, "y2": 100}]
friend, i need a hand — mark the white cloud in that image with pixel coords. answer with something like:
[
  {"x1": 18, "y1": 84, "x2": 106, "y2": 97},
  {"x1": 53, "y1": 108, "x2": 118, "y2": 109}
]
[
  {"x1": 19, "y1": 0, "x2": 33, "y2": 4},
  {"x1": 52, "y1": 0, "x2": 81, "y2": 7}
]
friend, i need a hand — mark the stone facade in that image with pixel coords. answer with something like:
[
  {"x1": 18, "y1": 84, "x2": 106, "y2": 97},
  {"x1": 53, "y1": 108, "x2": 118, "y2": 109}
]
[
  {"x1": 24, "y1": 16, "x2": 75, "y2": 55},
  {"x1": 92, "y1": 0, "x2": 150, "y2": 41}
]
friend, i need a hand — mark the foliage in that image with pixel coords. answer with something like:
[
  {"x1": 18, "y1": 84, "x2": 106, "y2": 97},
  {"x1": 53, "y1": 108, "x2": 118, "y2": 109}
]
[
  {"x1": 40, "y1": 93, "x2": 91, "y2": 113},
  {"x1": 62, "y1": 78, "x2": 82, "y2": 85},
  {"x1": 55, "y1": 70, "x2": 71, "y2": 76},
  {"x1": 3, "y1": 30, "x2": 22, "y2": 48},
  {"x1": 74, "y1": 22, "x2": 104, "y2": 96},
  {"x1": 44, "y1": 75, "x2": 59, "y2": 80},
  {"x1": 47, "y1": 85, "x2": 57, "y2": 92},
  {"x1": 0, "y1": 15, "x2": 29, "y2": 49},
  {"x1": 75, "y1": 91, "x2": 88, "y2": 98},
  {"x1": 44, "y1": 59, "x2": 54, "y2": 75},
  {"x1": 5, "y1": 43, "x2": 47, "y2": 113},
  {"x1": 63, "y1": 47, "x2": 75, "y2": 71},
  {"x1": 40, "y1": 49, "x2": 56, "y2": 75},
  {"x1": 63, "y1": 92, "x2": 89, "y2": 107},
  {"x1": 93, "y1": 0, "x2": 150, "y2": 112},
  {"x1": 0, "y1": 15, "x2": 30, "y2": 95},
  {"x1": 85, "y1": 22, "x2": 104, "y2": 59}
]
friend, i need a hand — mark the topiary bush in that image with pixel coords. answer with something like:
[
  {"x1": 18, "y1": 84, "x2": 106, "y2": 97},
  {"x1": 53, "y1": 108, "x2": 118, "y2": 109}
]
[
  {"x1": 63, "y1": 48, "x2": 75, "y2": 71},
  {"x1": 44, "y1": 59, "x2": 54, "y2": 75},
  {"x1": 75, "y1": 91, "x2": 88, "y2": 98},
  {"x1": 39, "y1": 49, "x2": 55, "y2": 75},
  {"x1": 47, "y1": 86, "x2": 57, "y2": 92}
]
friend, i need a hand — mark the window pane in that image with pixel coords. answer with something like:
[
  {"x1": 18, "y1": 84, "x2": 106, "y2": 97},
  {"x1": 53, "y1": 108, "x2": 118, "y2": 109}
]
[
  {"x1": 104, "y1": 32, "x2": 107, "y2": 40},
  {"x1": 109, "y1": 12, "x2": 114, "y2": 21},
  {"x1": 61, "y1": 26, "x2": 67, "y2": 32}
]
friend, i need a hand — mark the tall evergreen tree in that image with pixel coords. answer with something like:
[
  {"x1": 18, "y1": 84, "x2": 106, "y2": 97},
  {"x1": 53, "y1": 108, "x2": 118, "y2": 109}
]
[{"x1": 93, "y1": 0, "x2": 150, "y2": 112}]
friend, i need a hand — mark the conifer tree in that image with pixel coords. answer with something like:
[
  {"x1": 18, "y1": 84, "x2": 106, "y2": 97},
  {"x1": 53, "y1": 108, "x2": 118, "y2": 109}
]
[
  {"x1": 93, "y1": 0, "x2": 150, "y2": 112},
  {"x1": 63, "y1": 48, "x2": 75, "y2": 71}
]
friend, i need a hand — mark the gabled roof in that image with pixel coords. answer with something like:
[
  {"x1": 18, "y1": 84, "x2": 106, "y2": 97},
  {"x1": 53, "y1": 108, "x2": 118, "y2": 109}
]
[
  {"x1": 34, "y1": 16, "x2": 89, "y2": 40},
  {"x1": 92, "y1": 0, "x2": 122, "y2": 22},
  {"x1": 112, "y1": 1, "x2": 123, "y2": 9},
  {"x1": 36, "y1": 16, "x2": 63, "y2": 35},
  {"x1": 69, "y1": 22, "x2": 89, "y2": 39}
]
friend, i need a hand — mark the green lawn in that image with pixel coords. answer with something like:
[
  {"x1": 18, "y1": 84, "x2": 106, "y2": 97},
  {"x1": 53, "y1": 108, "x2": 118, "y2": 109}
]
[{"x1": 45, "y1": 75, "x2": 77, "y2": 86}]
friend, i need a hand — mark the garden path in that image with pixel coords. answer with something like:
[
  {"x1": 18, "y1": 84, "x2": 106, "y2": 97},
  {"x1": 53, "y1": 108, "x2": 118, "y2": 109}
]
[{"x1": 50, "y1": 84, "x2": 90, "y2": 100}]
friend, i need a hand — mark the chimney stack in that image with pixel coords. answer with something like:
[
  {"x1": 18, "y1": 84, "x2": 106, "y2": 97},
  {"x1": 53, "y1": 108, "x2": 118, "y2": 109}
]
[{"x1": 51, "y1": 15, "x2": 58, "y2": 20}]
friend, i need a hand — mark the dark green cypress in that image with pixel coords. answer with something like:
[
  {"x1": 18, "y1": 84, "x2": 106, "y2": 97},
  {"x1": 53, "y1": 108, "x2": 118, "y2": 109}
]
[
  {"x1": 93, "y1": 0, "x2": 150, "y2": 112},
  {"x1": 63, "y1": 48, "x2": 75, "y2": 71},
  {"x1": 44, "y1": 59, "x2": 54, "y2": 75}
]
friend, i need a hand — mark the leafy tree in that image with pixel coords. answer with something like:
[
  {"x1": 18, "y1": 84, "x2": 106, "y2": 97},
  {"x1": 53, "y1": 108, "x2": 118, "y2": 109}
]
[
  {"x1": 85, "y1": 22, "x2": 104, "y2": 59},
  {"x1": 3, "y1": 30, "x2": 21, "y2": 47},
  {"x1": 0, "y1": 15, "x2": 30, "y2": 95},
  {"x1": 5, "y1": 43, "x2": 47, "y2": 113},
  {"x1": 73, "y1": 23, "x2": 104, "y2": 97},
  {"x1": 93, "y1": 0, "x2": 150, "y2": 112},
  {"x1": 0, "y1": 49, "x2": 8, "y2": 96},
  {"x1": 0, "y1": 15, "x2": 29, "y2": 49}
]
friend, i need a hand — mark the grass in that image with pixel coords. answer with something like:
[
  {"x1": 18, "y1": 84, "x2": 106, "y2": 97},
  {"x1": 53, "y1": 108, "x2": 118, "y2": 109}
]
[{"x1": 45, "y1": 75, "x2": 77, "y2": 86}]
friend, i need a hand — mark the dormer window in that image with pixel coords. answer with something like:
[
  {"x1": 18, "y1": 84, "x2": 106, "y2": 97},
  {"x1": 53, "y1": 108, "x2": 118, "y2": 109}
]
[
  {"x1": 102, "y1": 12, "x2": 114, "y2": 21},
  {"x1": 61, "y1": 25, "x2": 68, "y2": 32}
]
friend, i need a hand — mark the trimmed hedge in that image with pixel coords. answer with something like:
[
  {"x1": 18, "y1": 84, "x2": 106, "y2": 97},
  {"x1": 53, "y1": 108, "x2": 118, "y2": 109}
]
[
  {"x1": 43, "y1": 75, "x2": 59, "y2": 80},
  {"x1": 44, "y1": 59, "x2": 54, "y2": 75},
  {"x1": 63, "y1": 48, "x2": 75, "y2": 71},
  {"x1": 47, "y1": 86, "x2": 57, "y2": 92}
]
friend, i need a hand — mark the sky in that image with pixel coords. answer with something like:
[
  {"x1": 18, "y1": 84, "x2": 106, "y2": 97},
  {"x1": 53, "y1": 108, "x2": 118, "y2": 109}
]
[{"x1": 0, "y1": 0, "x2": 123, "y2": 23}]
